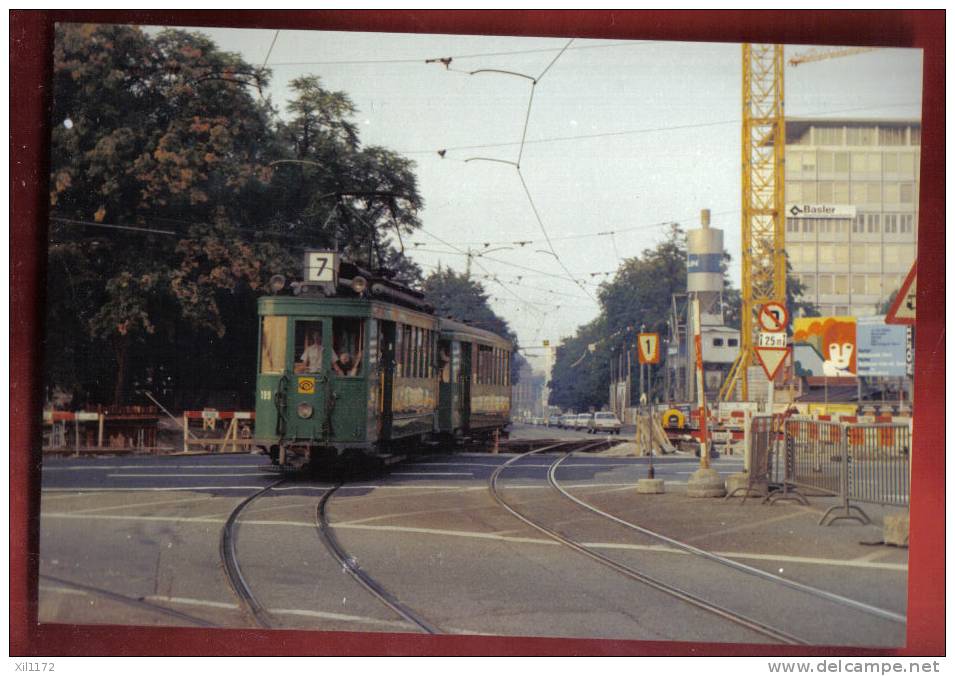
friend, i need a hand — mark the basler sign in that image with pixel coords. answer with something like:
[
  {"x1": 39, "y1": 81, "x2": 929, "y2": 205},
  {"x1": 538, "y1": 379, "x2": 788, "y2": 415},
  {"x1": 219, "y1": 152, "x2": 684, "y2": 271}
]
[{"x1": 786, "y1": 203, "x2": 857, "y2": 219}]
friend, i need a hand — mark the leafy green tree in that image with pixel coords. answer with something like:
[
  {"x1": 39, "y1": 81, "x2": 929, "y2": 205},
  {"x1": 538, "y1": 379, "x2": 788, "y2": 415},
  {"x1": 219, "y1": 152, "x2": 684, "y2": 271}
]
[{"x1": 421, "y1": 267, "x2": 525, "y2": 382}]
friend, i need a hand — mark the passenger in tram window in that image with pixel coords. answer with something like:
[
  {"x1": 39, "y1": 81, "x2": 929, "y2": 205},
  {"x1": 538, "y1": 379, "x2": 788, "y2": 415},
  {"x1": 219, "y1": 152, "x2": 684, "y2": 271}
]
[
  {"x1": 333, "y1": 350, "x2": 362, "y2": 377},
  {"x1": 438, "y1": 345, "x2": 451, "y2": 383},
  {"x1": 295, "y1": 326, "x2": 323, "y2": 374}
]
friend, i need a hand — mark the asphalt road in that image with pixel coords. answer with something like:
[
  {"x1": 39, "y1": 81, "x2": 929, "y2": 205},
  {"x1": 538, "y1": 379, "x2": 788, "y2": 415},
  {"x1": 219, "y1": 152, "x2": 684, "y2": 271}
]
[{"x1": 37, "y1": 431, "x2": 908, "y2": 647}]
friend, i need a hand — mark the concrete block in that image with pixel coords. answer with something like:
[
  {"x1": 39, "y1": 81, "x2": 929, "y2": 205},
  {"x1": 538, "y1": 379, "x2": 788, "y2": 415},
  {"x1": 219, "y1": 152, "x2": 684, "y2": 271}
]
[
  {"x1": 687, "y1": 467, "x2": 726, "y2": 498},
  {"x1": 636, "y1": 478, "x2": 665, "y2": 494},
  {"x1": 883, "y1": 513, "x2": 910, "y2": 547}
]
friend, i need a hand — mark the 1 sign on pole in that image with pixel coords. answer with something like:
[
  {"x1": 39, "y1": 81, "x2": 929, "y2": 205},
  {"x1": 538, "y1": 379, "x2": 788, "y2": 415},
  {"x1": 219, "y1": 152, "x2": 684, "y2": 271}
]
[{"x1": 637, "y1": 333, "x2": 660, "y2": 365}]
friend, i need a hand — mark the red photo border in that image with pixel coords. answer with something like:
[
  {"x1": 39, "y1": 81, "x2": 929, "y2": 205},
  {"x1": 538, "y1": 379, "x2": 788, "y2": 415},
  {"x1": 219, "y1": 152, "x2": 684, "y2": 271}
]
[{"x1": 10, "y1": 9, "x2": 945, "y2": 656}]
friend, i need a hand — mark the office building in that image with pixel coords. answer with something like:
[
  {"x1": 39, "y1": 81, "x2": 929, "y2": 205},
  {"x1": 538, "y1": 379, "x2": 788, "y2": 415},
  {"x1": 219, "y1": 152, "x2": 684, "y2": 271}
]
[{"x1": 784, "y1": 118, "x2": 920, "y2": 316}]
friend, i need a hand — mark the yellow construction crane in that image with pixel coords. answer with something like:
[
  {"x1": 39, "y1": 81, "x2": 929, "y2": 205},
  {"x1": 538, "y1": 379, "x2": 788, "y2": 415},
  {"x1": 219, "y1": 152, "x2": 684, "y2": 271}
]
[
  {"x1": 720, "y1": 44, "x2": 786, "y2": 402},
  {"x1": 788, "y1": 46, "x2": 876, "y2": 67}
]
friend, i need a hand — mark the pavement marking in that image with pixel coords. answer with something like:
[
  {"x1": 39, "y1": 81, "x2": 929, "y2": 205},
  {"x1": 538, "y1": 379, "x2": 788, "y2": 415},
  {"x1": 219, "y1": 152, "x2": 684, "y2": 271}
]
[
  {"x1": 71, "y1": 495, "x2": 219, "y2": 514},
  {"x1": 390, "y1": 472, "x2": 474, "y2": 477},
  {"x1": 682, "y1": 509, "x2": 813, "y2": 543},
  {"x1": 39, "y1": 584, "x2": 88, "y2": 597},
  {"x1": 145, "y1": 595, "x2": 239, "y2": 611},
  {"x1": 43, "y1": 464, "x2": 267, "y2": 471},
  {"x1": 42, "y1": 486, "x2": 269, "y2": 493},
  {"x1": 269, "y1": 607, "x2": 410, "y2": 628},
  {"x1": 106, "y1": 472, "x2": 278, "y2": 478}
]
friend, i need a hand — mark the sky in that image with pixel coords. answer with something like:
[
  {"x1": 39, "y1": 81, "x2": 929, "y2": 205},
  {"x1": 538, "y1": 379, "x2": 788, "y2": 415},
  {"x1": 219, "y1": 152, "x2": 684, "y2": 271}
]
[{"x1": 142, "y1": 24, "x2": 923, "y2": 371}]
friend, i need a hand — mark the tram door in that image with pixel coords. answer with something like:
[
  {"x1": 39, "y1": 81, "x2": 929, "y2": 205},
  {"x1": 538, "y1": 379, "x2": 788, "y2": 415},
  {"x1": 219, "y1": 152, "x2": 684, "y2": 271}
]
[
  {"x1": 378, "y1": 320, "x2": 396, "y2": 440},
  {"x1": 459, "y1": 341, "x2": 472, "y2": 432}
]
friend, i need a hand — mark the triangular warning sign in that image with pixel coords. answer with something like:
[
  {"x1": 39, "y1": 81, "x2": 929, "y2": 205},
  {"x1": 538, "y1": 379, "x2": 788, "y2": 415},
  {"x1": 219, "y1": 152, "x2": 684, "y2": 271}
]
[
  {"x1": 755, "y1": 346, "x2": 789, "y2": 381},
  {"x1": 885, "y1": 260, "x2": 916, "y2": 325}
]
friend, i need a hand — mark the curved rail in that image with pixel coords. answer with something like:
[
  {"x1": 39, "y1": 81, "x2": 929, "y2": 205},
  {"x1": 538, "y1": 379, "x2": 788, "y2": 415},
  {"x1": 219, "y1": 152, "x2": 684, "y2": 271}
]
[
  {"x1": 220, "y1": 479, "x2": 286, "y2": 628},
  {"x1": 316, "y1": 484, "x2": 441, "y2": 634},
  {"x1": 489, "y1": 445, "x2": 809, "y2": 646},
  {"x1": 549, "y1": 455, "x2": 906, "y2": 625}
]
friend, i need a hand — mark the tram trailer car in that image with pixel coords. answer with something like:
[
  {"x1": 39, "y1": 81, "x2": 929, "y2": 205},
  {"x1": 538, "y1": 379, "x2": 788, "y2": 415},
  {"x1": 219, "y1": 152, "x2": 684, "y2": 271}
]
[{"x1": 254, "y1": 255, "x2": 512, "y2": 469}]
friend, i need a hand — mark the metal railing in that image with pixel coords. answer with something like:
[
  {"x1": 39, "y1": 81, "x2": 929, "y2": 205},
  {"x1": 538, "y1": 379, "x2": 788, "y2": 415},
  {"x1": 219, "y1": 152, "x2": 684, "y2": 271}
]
[{"x1": 780, "y1": 418, "x2": 910, "y2": 526}]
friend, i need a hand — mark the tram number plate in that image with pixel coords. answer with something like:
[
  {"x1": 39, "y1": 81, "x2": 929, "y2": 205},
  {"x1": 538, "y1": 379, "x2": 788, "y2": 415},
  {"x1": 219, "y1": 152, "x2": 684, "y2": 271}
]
[
  {"x1": 306, "y1": 252, "x2": 337, "y2": 282},
  {"x1": 757, "y1": 332, "x2": 787, "y2": 348}
]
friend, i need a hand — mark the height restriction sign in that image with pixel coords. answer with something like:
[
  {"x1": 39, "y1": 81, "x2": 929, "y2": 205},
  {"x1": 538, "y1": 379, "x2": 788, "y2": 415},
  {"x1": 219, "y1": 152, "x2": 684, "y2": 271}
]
[{"x1": 637, "y1": 333, "x2": 660, "y2": 364}]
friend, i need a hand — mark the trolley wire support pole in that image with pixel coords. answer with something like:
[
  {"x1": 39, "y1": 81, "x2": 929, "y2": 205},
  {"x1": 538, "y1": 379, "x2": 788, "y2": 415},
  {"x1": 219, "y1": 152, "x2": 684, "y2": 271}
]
[{"x1": 687, "y1": 297, "x2": 725, "y2": 497}]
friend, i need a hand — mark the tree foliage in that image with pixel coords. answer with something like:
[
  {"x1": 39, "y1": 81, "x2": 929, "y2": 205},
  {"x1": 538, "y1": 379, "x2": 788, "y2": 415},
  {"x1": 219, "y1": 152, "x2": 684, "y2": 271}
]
[{"x1": 46, "y1": 24, "x2": 423, "y2": 407}]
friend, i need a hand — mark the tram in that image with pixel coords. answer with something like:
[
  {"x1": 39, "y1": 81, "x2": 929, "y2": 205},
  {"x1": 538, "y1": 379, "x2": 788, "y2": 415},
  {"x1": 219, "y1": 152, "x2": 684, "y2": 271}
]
[{"x1": 254, "y1": 250, "x2": 513, "y2": 469}]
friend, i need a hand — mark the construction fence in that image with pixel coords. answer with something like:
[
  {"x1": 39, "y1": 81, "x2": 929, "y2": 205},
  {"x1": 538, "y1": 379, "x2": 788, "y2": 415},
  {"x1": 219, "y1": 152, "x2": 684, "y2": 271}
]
[{"x1": 740, "y1": 414, "x2": 911, "y2": 525}]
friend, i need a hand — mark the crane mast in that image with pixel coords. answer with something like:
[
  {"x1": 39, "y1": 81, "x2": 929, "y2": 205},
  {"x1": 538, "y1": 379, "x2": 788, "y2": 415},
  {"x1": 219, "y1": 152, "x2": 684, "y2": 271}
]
[{"x1": 721, "y1": 43, "x2": 787, "y2": 401}]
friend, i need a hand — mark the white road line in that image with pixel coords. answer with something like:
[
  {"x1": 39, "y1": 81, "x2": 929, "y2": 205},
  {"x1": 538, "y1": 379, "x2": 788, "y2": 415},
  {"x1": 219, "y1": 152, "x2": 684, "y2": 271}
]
[
  {"x1": 72, "y1": 495, "x2": 219, "y2": 514},
  {"x1": 43, "y1": 464, "x2": 267, "y2": 471},
  {"x1": 106, "y1": 473, "x2": 276, "y2": 478},
  {"x1": 39, "y1": 511, "x2": 908, "y2": 572},
  {"x1": 39, "y1": 584, "x2": 88, "y2": 597},
  {"x1": 145, "y1": 595, "x2": 239, "y2": 610},
  {"x1": 269, "y1": 607, "x2": 409, "y2": 628},
  {"x1": 42, "y1": 486, "x2": 268, "y2": 493},
  {"x1": 390, "y1": 472, "x2": 473, "y2": 477}
]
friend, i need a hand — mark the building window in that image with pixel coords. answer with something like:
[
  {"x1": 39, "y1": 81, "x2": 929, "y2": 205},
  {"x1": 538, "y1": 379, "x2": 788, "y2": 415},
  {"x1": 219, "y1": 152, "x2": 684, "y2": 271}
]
[
  {"x1": 787, "y1": 182, "x2": 801, "y2": 203},
  {"x1": 835, "y1": 305, "x2": 849, "y2": 316},
  {"x1": 801, "y1": 181, "x2": 817, "y2": 202},
  {"x1": 834, "y1": 151, "x2": 850, "y2": 173},
  {"x1": 786, "y1": 217, "x2": 798, "y2": 233},
  {"x1": 852, "y1": 274, "x2": 866, "y2": 295},
  {"x1": 815, "y1": 126, "x2": 844, "y2": 145},
  {"x1": 819, "y1": 245, "x2": 834, "y2": 264},
  {"x1": 900, "y1": 214, "x2": 914, "y2": 234},
  {"x1": 866, "y1": 183, "x2": 882, "y2": 204},
  {"x1": 712, "y1": 338, "x2": 724, "y2": 347},
  {"x1": 899, "y1": 152, "x2": 916, "y2": 175},
  {"x1": 799, "y1": 274, "x2": 815, "y2": 295},
  {"x1": 910, "y1": 128, "x2": 921, "y2": 146},
  {"x1": 818, "y1": 182, "x2": 833, "y2": 202},
  {"x1": 900, "y1": 183, "x2": 915, "y2": 203},
  {"x1": 818, "y1": 274, "x2": 833, "y2": 295},
  {"x1": 866, "y1": 213, "x2": 880, "y2": 234},
  {"x1": 866, "y1": 244, "x2": 881, "y2": 265},
  {"x1": 802, "y1": 220, "x2": 815, "y2": 234},
  {"x1": 800, "y1": 151, "x2": 817, "y2": 172},
  {"x1": 884, "y1": 152, "x2": 899, "y2": 173},
  {"x1": 834, "y1": 182, "x2": 849, "y2": 203},
  {"x1": 866, "y1": 274, "x2": 882, "y2": 296},
  {"x1": 866, "y1": 153, "x2": 882, "y2": 173},
  {"x1": 847, "y1": 127, "x2": 876, "y2": 146},
  {"x1": 851, "y1": 245, "x2": 865, "y2": 265},
  {"x1": 728, "y1": 338, "x2": 739, "y2": 347},
  {"x1": 879, "y1": 127, "x2": 905, "y2": 146},
  {"x1": 884, "y1": 183, "x2": 900, "y2": 204},
  {"x1": 853, "y1": 213, "x2": 865, "y2": 233},
  {"x1": 884, "y1": 214, "x2": 898, "y2": 234},
  {"x1": 818, "y1": 152, "x2": 833, "y2": 173},
  {"x1": 834, "y1": 274, "x2": 849, "y2": 295}
]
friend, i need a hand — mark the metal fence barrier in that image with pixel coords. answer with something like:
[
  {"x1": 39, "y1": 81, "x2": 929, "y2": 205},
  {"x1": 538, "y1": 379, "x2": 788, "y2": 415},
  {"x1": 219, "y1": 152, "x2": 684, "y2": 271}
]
[
  {"x1": 780, "y1": 418, "x2": 910, "y2": 526},
  {"x1": 726, "y1": 413, "x2": 787, "y2": 502}
]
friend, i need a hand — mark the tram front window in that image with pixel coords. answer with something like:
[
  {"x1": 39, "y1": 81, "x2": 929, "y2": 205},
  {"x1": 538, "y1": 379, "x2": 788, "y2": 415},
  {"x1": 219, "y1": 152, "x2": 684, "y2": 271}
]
[{"x1": 294, "y1": 321, "x2": 324, "y2": 373}]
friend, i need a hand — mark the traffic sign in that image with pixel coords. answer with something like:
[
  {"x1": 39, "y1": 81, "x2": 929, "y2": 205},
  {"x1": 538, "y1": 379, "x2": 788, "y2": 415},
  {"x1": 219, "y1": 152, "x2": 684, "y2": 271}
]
[
  {"x1": 755, "y1": 345, "x2": 789, "y2": 381},
  {"x1": 885, "y1": 260, "x2": 916, "y2": 325},
  {"x1": 758, "y1": 332, "x2": 787, "y2": 349},
  {"x1": 758, "y1": 301, "x2": 789, "y2": 333},
  {"x1": 637, "y1": 333, "x2": 660, "y2": 364}
]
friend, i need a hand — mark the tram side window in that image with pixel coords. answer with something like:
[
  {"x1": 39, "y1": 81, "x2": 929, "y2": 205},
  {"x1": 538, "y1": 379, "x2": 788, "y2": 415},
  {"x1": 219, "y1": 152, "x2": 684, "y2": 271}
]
[
  {"x1": 294, "y1": 321, "x2": 324, "y2": 374},
  {"x1": 478, "y1": 345, "x2": 493, "y2": 384},
  {"x1": 438, "y1": 339, "x2": 452, "y2": 383},
  {"x1": 260, "y1": 316, "x2": 287, "y2": 374},
  {"x1": 332, "y1": 317, "x2": 364, "y2": 377}
]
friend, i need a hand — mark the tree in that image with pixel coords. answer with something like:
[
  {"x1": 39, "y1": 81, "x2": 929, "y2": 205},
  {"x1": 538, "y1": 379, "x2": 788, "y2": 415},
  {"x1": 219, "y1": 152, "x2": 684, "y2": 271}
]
[{"x1": 421, "y1": 268, "x2": 525, "y2": 383}]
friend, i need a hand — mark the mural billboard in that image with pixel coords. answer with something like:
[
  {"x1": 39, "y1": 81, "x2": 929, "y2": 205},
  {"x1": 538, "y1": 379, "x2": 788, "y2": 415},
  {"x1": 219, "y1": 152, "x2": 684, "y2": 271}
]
[
  {"x1": 793, "y1": 316, "x2": 857, "y2": 377},
  {"x1": 856, "y1": 315, "x2": 908, "y2": 377}
]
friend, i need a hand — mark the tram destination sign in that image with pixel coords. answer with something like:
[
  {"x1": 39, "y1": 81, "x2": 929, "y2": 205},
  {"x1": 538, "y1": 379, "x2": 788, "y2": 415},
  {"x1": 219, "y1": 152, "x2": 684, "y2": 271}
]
[{"x1": 786, "y1": 204, "x2": 857, "y2": 219}]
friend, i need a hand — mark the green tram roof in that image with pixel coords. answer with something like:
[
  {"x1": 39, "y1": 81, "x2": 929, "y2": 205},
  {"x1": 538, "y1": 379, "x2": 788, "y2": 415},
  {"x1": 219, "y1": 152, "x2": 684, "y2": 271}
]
[{"x1": 439, "y1": 317, "x2": 513, "y2": 351}]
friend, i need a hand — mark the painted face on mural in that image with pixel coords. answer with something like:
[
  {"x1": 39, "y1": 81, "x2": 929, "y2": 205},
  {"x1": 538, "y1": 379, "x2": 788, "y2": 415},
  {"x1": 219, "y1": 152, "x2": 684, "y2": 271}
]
[
  {"x1": 821, "y1": 320, "x2": 856, "y2": 377},
  {"x1": 827, "y1": 341, "x2": 854, "y2": 370}
]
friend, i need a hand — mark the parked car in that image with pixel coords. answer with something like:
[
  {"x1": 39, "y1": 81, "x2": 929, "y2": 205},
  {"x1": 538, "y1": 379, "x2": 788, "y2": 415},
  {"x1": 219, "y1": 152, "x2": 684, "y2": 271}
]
[
  {"x1": 547, "y1": 414, "x2": 561, "y2": 427},
  {"x1": 589, "y1": 411, "x2": 622, "y2": 435},
  {"x1": 560, "y1": 413, "x2": 577, "y2": 429},
  {"x1": 574, "y1": 413, "x2": 593, "y2": 431}
]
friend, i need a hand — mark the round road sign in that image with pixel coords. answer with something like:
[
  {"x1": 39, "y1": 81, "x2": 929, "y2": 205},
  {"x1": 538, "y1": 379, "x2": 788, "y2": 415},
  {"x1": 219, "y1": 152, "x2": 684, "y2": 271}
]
[{"x1": 758, "y1": 301, "x2": 789, "y2": 333}]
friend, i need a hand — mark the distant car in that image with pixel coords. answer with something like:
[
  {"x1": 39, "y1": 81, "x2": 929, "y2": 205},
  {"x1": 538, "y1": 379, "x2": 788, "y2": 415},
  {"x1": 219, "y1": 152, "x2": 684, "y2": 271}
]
[
  {"x1": 589, "y1": 412, "x2": 622, "y2": 435},
  {"x1": 574, "y1": 413, "x2": 593, "y2": 431},
  {"x1": 547, "y1": 414, "x2": 561, "y2": 427},
  {"x1": 560, "y1": 413, "x2": 576, "y2": 429}
]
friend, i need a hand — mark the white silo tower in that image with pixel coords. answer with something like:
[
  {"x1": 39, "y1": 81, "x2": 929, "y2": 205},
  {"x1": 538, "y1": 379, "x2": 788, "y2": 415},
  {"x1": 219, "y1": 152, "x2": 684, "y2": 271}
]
[{"x1": 686, "y1": 209, "x2": 726, "y2": 326}]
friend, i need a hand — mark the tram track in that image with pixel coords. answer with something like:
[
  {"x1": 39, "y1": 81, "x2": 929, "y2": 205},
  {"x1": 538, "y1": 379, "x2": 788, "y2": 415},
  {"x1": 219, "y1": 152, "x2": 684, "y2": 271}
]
[
  {"x1": 488, "y1": 441, "x2": 810, "y2": 646},
  {"x1": 316, "y1": 484, "x2": 442, "y2": 634},
  {"x1": 548, "y1": 454, "x2": 907, "y2": 626}
]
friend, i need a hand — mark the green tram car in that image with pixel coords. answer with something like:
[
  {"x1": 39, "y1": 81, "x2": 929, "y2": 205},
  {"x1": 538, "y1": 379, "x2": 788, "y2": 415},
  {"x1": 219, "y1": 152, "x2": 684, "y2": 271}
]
[{"x1": 255, "y1": 253, "x2": 512, "y2": 468}]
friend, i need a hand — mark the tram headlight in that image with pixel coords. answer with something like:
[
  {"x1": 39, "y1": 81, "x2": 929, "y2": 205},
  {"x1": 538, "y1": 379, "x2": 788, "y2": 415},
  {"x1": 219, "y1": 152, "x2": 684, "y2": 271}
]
[{"x1": 297, "y1": 402, "x2": 314, "y2": 419}]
